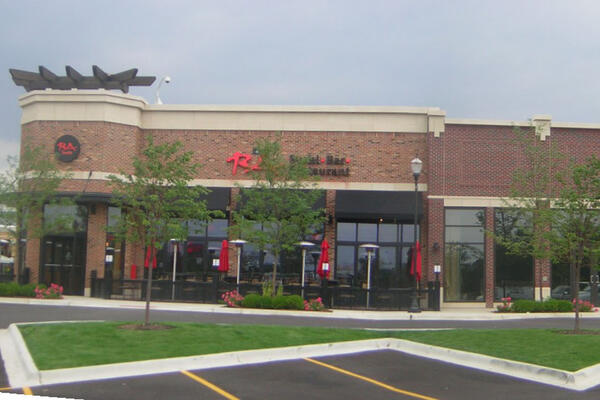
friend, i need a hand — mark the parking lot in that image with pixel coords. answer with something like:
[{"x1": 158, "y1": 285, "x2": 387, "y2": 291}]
[{"x1": 5, "y1": 350, "x2": 600, "y2": 400}]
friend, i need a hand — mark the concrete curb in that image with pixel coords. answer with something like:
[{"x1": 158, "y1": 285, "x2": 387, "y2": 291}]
[{"x1": 2, "y1": 322, "x2": 599, "y2": 391}]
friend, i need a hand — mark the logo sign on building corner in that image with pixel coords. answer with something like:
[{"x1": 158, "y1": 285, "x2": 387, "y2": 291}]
[{"x1": 55, "y1": 135, "x2": 80, "y2": 162}]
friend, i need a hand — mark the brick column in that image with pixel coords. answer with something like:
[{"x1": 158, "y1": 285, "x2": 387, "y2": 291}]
[{"x1": 85, "y1": 203, "x2": 107, "y2": 295}]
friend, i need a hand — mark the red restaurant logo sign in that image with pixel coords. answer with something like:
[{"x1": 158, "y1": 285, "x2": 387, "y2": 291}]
[
  {"x1": 226, "y1": 151, "x2": 350, "y2": 177},
  {"x1": 226, "y1": 152, "x2": 262, "y2": 175},
  {"x1": 54, "y1": 135, "x2": 80, "y2": 162}
]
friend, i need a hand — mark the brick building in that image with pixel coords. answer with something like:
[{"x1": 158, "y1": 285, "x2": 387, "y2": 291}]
[{"x1": 16, "y1": 90, "x2": 600, "y2": 308}]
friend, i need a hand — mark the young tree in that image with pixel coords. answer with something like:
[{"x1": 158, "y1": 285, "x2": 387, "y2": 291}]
[
  {"x1": 0, "y1": 142, "x2": 74, "y2": 282},
  {"x1": 545, "y1": 157, "x2": 600, "y2": 332},
  {"x1": 499, "y1": 126, "x2": 600, "y2": 332},
  {"x1": 109, "y1": 135, "x2": 219, "y2": 326},
  {"x1": 231, "y1": 138, "x2": 326, "y2": 293},
  {"x1": 494, "y1": 126, "x2": 565, "y2": 302}
]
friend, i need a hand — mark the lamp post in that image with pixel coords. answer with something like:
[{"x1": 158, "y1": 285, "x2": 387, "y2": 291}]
[
  {"x1": 230, "y1": 239, "x2": 247, "y2": 292},
  {"x1": 359, "y1": 243, "x2": 379, "y2": 308},
  {"x1": 409, "y1": 157, "x2": 422, "y2": 313},
  {"x1": 296, "y1": 241, "x2": 315, "y2": 299},
  {"x1": 154, "y1": 76, "x2": 171, "y2": 104}
]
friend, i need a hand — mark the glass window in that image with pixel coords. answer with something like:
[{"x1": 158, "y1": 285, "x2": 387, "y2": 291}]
[
  {"x1": 445, "y1": 209, "x2": 485, "y2": 226},
  {"x1": 494, "y1": 209, "x2": 533, "y2": 301},
  {"x1": 444, "y1": 208, "x2": 485, "y2": 302},
  {"x1": 378, "y1": 224, "x2": 397, "y2": 242},
  {"x1": 444, "y1": 243, "x2": 485, "y2": 301},
  {"x1": 445, "y1": 227, "x2": 484, "y2": 243},
  {"x1": 336, "y1": 245, "x2": 355, "y2": 284},
  {"x1": 337, "y1": 222, "x2": 356, "y2": 241},
  {"x1": 44, "y1": 205, "x2": 87, "y2": 233},
  {"x1": 207, "y1": 219, "x2": 228, "y2": 237},
  {"x1": 107, "y1": 207, "x2": 121, "y2": 231},
  {"x1": 401, "y1": 224, "x2": 420, "y2": 243},
  {"x1": 357, "y1": 223, "x2": 377, "y2": 242}
]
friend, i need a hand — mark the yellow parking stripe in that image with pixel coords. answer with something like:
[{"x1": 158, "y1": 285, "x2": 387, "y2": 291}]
[
  {"x1": 0, "y1": 387, "x2": 12, "y2": 391},
  {"x1": 304, "y1": 358, "x2": 439, "y2": 400},
  {"x1": 23, "y1": 387, "x2": 33, "y2": 395},
  {"x1": 181, "y1": 370, "x2": 240, "y2": 400}
]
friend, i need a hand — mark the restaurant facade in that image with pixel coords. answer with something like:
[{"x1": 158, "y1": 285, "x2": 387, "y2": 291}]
[{"x1": 15, "y1": 89, "x2": 600, "y2": 309}]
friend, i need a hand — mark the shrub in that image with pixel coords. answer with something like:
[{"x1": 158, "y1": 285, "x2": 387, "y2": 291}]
[
  {"x1": 259, "y1": 295, "x2": 273, "y2": 309},
  {"x1": 304, "y1": 297, "x2": 326, "y2": 311},
  {"x1": 221, "y1": 290, "x2": 244, "y2": 307},
  {"x1": 0, "y1": 282, "x2": 44, "y2": 298},
  {"x1": 241, "y1": 293, "x2": 262, "y2": 308},
  {"x1": 35, "y1": 283, "x2": 63, "y2": 299},
  {"x1": 285, "y1": 295, "x2": 304, "y2": 310},
  {"x1": 510, "y1": 298, "x2": 584, "y2": 313},
  {"x1": 572, "y1": 298, "x2": 597, "y2": 312},
  {"x1": 543, "y1": 299, "x2": 573, "y2": 312},
  {"x1": 272, "y1": 295, "x2": 288, "y2": 309},
  {"x1": 496, "y1": 297, "x2": 512, "y2": 312}
]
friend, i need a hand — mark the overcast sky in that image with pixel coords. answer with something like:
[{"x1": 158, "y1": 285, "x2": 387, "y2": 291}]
[{"x1": 1, "y1": 0, "x2": 600, "y2": 168}]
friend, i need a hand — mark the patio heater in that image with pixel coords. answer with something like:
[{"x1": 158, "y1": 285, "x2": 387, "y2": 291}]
[
  {"x1": 170, "y1": 239, "x2": 178, "y2": 301},
  {"x1": 296, "y1": 241, "x2": 315, "y2": 299},
  {"x1": 359, "y1": 243, "x2": 379, "y2": 308},
  {"x1": 409, "y1": 157, "x2": 422, "y2": 313},
  {"x1": 230, "y1": 239, "x2": 247, "y2": 292}
]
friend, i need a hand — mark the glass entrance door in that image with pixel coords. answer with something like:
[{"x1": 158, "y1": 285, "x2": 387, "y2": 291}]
[{"x1": 42, "y1": 235, "x2": 86, "y2": 295}]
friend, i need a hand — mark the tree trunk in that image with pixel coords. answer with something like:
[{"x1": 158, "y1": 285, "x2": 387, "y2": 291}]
[
  {"x1": 144, "y1": 242, "x2": 154, "y2": 326},
  {"x1": 574, "y1": 261, "x2": 581, "y2": 334},
  {"x1": 271, "y1": 258, "x2": 278, "y2": 296}
]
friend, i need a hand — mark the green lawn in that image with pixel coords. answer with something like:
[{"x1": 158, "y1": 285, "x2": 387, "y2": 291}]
[{"x1": 18, "y1": 322, "x2": 600, "y2": 372}]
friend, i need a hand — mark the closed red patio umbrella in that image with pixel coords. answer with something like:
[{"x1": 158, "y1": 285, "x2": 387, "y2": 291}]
[
  {"x1": 317, "y1": 239, "x2": 330, "y2": 279},
  {"x1": 144, "y1": 246, "x2": 157, "y2": 269},
  {"x1": 410, "y1": 241, "x2": 422, "y2": 281},
  {"x1": 218, "y1": 240, "x2": 229, "y2": 273}
]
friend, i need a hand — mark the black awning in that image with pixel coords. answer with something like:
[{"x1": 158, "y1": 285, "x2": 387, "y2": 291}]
[
  {"x1": 237, "y1": 189, "x2": 325, "y2": 211},
  {"x1": 59, "y1": 187, "x2": 231, "y2": 211},
  {"x1": 335, "y1": 190, "x2": 423, "y2": 221},
  {"x1": 202, "y1": 187, "x2": 230, "y2": 210}
]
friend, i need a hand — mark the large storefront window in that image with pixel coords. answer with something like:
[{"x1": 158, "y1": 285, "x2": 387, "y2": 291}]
[
  {"x1": 494, "y1": 209, "x2": 534, "y2": 300},
  {"x1": 153, "y1": 218, "x2": 229, "y2": 281},
  {"x1": 240, "y1": 223, "x2": 324, "y2": 279},
  {"x1": 444, "y1": 209, "x2": 484, "y2": 301},
  {"x1": 41, "y1": 204, "x2": 88, "y2": 295},
  {"x1": 335, "y1": 221, "x2": 418, "y2": 288}
]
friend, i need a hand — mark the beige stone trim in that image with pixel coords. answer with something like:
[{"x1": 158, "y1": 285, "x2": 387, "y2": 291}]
[
  {"x1": 534, "y1": 287, "x2": 551, "y2": 301},
  {"x1": 19, "y1": 90, "x2": 445, "y2": 133},
  {"x1": 19, "y1": 90, "x2": 146, "y2": 127},
  {"x1": 428, "y1": 195, "x2": 509, "y2": 208},
  {"x1": 445, "y1": 118, "x2": 531, "y2": 127},
  {"x1": 532, "y1": 114, "x2": 551, "y2": 141},
  {"x1": 428, "y1": 110, "x2": 445, "y2": 138},
  {"x1": 64, "y1": 171, "x2": 427, "y2": 191}
]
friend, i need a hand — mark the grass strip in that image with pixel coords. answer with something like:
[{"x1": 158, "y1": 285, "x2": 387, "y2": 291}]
[{"x1": 18, "y1": 323, "x2": 600, "y2": 372}]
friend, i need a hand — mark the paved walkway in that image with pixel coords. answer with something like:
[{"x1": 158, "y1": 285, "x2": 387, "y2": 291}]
[
  {"x1": 1, "y1": 295, "x2": 599, "y2": 321},
  {"x1": 1, "y1": 295, "x2": 600, "y2": 393}
]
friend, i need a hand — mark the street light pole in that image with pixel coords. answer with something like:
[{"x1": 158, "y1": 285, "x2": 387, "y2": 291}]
[{"x1": 409, "y1": 157, "x2": 422, "y2": 313}]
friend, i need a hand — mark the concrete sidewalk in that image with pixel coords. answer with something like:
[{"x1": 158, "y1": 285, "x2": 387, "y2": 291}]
[{"x1": 0, "y1": 295, "x2": 599, "y2": 321}]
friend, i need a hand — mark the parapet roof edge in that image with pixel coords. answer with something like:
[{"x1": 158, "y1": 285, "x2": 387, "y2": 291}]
[
  {"x1": 18, "y1": 89, "x2": 148, "y2": 108},
  {"x1": 18, "y1": 90, "x2": 445, "y2": 115}
]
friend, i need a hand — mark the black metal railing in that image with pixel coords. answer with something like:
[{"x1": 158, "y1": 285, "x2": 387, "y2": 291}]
[{"x1": 90, "y1": 273, "x2": 441, "y2": 311}]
